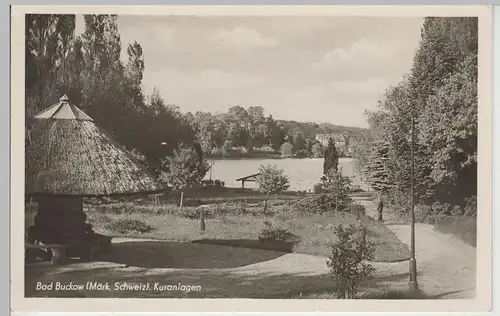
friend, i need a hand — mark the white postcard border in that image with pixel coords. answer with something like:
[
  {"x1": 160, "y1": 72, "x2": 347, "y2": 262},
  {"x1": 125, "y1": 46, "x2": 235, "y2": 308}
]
[{"x1": 10, "y1": 4, "x2": 493, "y2": 313}]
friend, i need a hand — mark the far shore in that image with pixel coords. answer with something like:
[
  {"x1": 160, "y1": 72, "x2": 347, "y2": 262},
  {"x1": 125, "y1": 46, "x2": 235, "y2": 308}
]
[{"x1": 205, "y1": 154, "x2": 353, "y2": 160}]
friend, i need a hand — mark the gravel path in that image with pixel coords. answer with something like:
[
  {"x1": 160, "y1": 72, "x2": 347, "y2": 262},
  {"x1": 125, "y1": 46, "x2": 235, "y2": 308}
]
[
  {"x1": 388, "y1": 223, "x2": 476, "y2": 298},
  {"x1": 355, "y1": 195, "x2": 476, "y2": 298}
]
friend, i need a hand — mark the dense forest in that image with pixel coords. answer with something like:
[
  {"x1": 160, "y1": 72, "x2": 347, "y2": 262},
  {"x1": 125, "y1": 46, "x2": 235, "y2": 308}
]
[
  {"x1": 353, "y1": 17, "x2": 478, "y2": 216},
  {"x1": 25, "y1": 14, "x2": 366, "y2": 172}
]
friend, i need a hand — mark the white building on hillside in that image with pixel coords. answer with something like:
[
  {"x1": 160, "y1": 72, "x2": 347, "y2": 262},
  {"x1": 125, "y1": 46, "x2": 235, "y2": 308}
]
[{"x1": 315, "y1": 133, "x2": 346, "y2": 148}]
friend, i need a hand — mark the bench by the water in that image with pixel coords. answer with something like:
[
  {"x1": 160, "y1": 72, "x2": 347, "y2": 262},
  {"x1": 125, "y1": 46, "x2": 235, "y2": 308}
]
[{"x1": 236, "y1": 173, "x2": 260, "y2": 189}]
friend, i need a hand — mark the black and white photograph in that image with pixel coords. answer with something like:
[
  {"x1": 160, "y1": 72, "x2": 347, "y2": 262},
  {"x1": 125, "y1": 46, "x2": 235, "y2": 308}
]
[{"x1": 11, "y1": 5, "x2": 493, "y2": 313}]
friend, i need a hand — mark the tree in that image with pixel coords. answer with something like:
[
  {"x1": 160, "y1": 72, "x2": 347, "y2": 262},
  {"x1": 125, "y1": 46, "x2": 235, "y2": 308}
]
[
  {"x1": 25, "y1": 14, "x2": 198, "y2": 174},
  {"x1": 326, "y1": 224, "x2": 375, "y2": 299},
  {"x1": 228, "y1": 105, "x2": 249, "y2": 129},
  {"x1": 280, "y1": 142, "x2": 294, "y2": 157},
  {"x1": 227, "y1": 122, "x2": 248, "y2": 147},
  {"x1": 293, "y1": 133, "x2": 306, "y2": 152},
  {"x1": 265, "y1": 115, "x2": 285, "y2": 150},
  {"x1": 362, "y1": 17, "x2": 478, "y2": 210},
  {"x1": 247, "y1": 106, "x2": 265, "y2": 123},
  {"x1": 323, "y1": 138, "x2": 339, "y2": 176},
  {"x1": 124, "y1": 41, "x2": 146, "y2": 112},
  {"x1": 256, "y1": 164, "x2": 290, "y2": 213},
  {"x1": 321, "y1": 168, "x2": 353, "y2": 212},
  {"x1": 305, "y1": 138, "x2": 315, "y2": 156},
  {"x1": 25, "y1": 14, "x2": 76, "y2": 117},
  {"x1": 159, "y1": 144, "x2": 209, "y2": 211},
  {"x1": 222, "y1": 139, "x2": 232, "y2": 157},
  {"x1": 364, "y1": 139, "x2": 392, "y2": 193},
  {"x1": 192, "y1": 112, "x2": 217, "y2": 154},
  {"x1": 311, "y1": 141, "x2": 323, "y2": 158},
  {"x1": 80, "y1": 14, "x2": 128, "y2": 140},
  {"x1": 125, "y1": 41, "x2": 145, "y2": 86},
  {"x1": 418, "y1": 54, "x2": 477, "y2": 203},
  {"x1": 247, "y1": 106, "x2": 267, "y2": 147},
  {"x1": 213, "y1": 113, "x2": 230, "y2": 148},
  {"x1": 350, "y1": 132, "x2": 372, "y2": 180},
  {"x1": 62, "y1": 36, "x2": 85, "y2": 105}
]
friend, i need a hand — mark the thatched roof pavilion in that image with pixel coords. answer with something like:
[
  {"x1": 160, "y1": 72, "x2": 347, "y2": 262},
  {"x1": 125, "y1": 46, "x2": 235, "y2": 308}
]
[
  {"x1": 25, "y1": 94, "x2": 163, "y2": 197},
  {"x1": 25, "y1": 95, "x2": 165, "y2": 261}
]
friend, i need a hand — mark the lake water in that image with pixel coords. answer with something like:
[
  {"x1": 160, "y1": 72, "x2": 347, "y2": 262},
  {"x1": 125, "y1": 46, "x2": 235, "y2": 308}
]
[{"x1": 205, "y1": 158, "x2": 365, "y2": 192}]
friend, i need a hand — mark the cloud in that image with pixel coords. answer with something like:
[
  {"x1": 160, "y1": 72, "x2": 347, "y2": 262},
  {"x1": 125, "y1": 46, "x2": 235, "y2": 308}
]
[
  {"x1": 113, "y1": 16, "x2": 422, "y2": 127},
  {"x1": 209, "y1": 27, "x2": 278, "y2": 48},
  {"x1": 331, "y1": 78, "x2": 390, "y2": 94},
  {"x1": 143, "y1": 69, "x2": 260, "y2": 98},
  {"x1": 185, "y1": 69, "x2": 260, "y2": 89},
  {"x1": 328, "y1": 39, "x2": 397, "y2": 61},
  {"x1": 313, "y1": 39, "x2": 402, "y2": 70}
]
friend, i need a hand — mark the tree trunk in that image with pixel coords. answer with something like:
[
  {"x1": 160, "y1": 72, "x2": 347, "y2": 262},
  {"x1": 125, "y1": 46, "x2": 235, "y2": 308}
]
[
  {"x1": 336, "y1": 275, "x2": 341, "y2": 298},
  {"x1": 335, "y1": 195, "x2": 338, "y2": 212},
  {"x1": 179, "y1": 191, "x2": 184, "y2": 212},
  {"x1": 377, "y1": 200, "x2": 384, "y2": 222},
  {"x1": 264, "y1": 192, "x2": 269, "y2": 213},
  {"x1": 200, "y1": 209, "x2": 205, "y2": 231}
]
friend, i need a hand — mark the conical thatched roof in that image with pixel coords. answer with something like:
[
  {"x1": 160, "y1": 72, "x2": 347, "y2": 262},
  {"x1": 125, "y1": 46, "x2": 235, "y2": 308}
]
[{"x1": 25, "y1": 95, "x2": 164, "y2": 197}]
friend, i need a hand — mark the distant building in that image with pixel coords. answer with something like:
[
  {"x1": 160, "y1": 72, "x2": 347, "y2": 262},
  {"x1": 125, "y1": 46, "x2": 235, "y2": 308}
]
[
  {"x1": 315, "y1": 133, "x2": 346, "y2": 148},
  {"x1": 254, "y1": 145, "x2": 275, "y2": 152}
]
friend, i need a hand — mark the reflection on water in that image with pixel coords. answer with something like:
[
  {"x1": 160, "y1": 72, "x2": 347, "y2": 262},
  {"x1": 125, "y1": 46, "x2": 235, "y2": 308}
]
[{"x1": 204, "y1": 158, "x2": 365, "y2": 191}]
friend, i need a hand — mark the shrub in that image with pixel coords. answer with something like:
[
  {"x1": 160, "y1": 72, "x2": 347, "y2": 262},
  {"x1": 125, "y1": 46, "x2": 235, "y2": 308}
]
[
  {"x1": 294, "y1": 149, "x2": 309, "y2": 158},
  {"x1": 349, "y1": 203, "x2": 366, "y2": 217},
  {"x1": 293, "y1": 192, "x2": 352, "y2": 215},
  {"x1": 434, "y1": 216, "x2": 477, "y2": 247},
  {"x1": 314, "y1": 183, "x2": 325, "y2": 194},
  {"x1": 431, "y1": 202, "x2": 454, "y2": 216},
  {"x1": 414, "y1": 204, "x2": 434, "y2": 223},
  {"x1": 105, "y1": 219, "x2": 154, "y2": 234},
  {"x1": 318, "y1": 168, "x2": 353, "y2": 211},
  {"x1": 200, "y1": 179, "x2": 226, "y2": 189},
  {"x1": 179, "y1": 207, "x2": 219, "y2": 220},
  {"x1": 182, "y1": 199, "x2": 203, "y2": 207},
  {"x1": 463, "y1": 195, "x2": 477, "y2": 217},
  {"x1": 326, "y1": 224, "x2": 375, "y2": 299},
  {"x1": 214, "y1": 180, "x2": 225, "y2": 188},
  {"x1": 256, "y1": 164, "x2": 290, "y2": 213},
  {"x1": 414, "y1": 198, "x2": 477, "y2": 224},
  {"x1": 258, "y1": 221, "x2": 295, "y2": 241}
]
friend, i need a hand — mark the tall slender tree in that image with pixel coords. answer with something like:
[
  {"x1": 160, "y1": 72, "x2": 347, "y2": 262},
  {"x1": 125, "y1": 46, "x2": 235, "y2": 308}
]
[{"x1": 323, "y1": 138, "x2": 339, "y2": 177}]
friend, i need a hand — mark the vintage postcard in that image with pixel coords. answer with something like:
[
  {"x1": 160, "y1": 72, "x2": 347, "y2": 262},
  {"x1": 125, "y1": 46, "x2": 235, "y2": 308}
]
[{"x1": 11, "y1": 4, "x2": 493, "y2": 313}]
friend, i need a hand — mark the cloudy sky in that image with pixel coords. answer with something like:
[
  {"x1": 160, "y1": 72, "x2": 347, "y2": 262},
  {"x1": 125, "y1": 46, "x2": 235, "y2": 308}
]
[{"x1": 76, "y1": 15, "x2": 424, "y2": 128}]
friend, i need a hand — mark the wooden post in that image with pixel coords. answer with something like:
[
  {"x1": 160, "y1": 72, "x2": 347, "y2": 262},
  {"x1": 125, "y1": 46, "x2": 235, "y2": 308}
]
[
  {"x1": 357, "y1": 220, "x2": 367, "y2": 245},
  {"x1": 264, "y1": 192, "x2": 269, "y2": 213},
  {"x1": 241, "y1": 180, "x2": 245, "y2": 189},
  {"x1": 179, "y1": 191, "x2": 184, "y2": 212},
  {"x1": 200, "y1": 209, "x2": 205, "y2": 231},
  {"x1": 360, "y1": 226, "x2": 367, "y2": 245}
]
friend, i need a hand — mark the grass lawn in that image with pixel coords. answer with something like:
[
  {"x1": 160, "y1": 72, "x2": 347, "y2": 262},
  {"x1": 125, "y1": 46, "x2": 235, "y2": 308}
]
[{"x1": 26, "y1": 197, "x2": 409, "y2": 263}]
